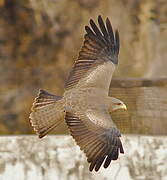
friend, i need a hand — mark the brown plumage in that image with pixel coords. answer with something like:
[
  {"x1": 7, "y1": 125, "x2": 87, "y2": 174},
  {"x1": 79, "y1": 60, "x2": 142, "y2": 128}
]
[{"x1": 30, "y1": 15, "x2": 127, "y2": 172}]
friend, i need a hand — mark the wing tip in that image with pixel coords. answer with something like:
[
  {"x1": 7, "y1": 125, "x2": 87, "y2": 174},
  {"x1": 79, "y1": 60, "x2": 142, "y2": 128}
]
[{"x1": 85, "y1": 15, "x2": 120, "y2": 61}]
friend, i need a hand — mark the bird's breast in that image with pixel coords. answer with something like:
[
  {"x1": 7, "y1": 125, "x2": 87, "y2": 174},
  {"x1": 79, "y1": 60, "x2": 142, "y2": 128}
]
[{"x1": 63, "y1": 88, "x2": 108, "y2": 112}]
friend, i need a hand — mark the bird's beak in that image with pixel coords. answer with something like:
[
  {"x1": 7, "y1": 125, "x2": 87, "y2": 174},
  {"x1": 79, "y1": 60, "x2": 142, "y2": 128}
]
[
  {"x1": 122, "y1": 103, "x2": 127, "y2": 110},
  {"x1": 112, "y1": 103, "x2": 127, "y2": 112}
]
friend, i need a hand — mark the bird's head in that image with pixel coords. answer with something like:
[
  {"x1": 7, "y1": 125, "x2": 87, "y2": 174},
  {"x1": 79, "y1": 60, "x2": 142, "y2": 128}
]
[{"x1": 110, "y1": 97, "x2": 127, "y2": 112}]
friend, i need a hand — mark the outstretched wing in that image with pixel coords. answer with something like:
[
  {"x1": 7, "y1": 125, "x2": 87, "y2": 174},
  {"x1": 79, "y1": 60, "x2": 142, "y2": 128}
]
[
  {"x1": 65, "y1": 15, "x2": 120, "y2": 91},
  {"x1": 65, "y1": 111, "x2": 124, "y2": 172}
]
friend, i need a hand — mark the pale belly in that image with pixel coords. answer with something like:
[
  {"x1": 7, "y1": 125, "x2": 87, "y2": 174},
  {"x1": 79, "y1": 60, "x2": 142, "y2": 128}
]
[{"x1": 63, "y1": 88, "x2": 109, "y2": 112}]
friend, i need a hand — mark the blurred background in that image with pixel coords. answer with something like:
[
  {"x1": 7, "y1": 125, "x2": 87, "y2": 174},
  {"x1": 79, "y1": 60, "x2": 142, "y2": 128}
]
[
  {"x1": 0, "y1": 0, "x2": 167, "y2": 135},
  {"x1": 0, "y1": 1, "x2": 167, "y2": 179}
]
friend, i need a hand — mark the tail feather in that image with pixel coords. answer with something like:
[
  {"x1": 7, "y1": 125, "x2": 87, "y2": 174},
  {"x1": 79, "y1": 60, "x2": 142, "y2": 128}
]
[{"x1": 29, "y1": 89, "x2": 65, "y2": 138}]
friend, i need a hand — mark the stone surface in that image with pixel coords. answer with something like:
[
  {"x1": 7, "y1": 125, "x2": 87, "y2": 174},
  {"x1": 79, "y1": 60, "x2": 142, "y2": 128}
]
[{"x1": 0, "y1": 135, "x2": 167, "y2": 180}]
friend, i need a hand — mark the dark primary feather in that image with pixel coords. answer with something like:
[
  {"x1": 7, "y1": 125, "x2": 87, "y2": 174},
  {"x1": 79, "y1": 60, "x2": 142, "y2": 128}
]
[
  {"x1": 106, "y1": 18, "x2": 114, "y2": 44},
  {"x1": 115, "y1": 30, "x2": 120, "y2": 54},
  {"x1": 65, "y1": 15, "x2": 120, "y2": 89},
  {"x1": 65, "y1": 112, "x2": 124, "y2": 172},
  {"x1": 83, "y1": 15, "x2": 120, "y2": 63}
]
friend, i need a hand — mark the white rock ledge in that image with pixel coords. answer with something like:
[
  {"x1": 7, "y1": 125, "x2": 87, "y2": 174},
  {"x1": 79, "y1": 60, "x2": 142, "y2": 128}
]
[{"x1": 0, "y1": 135, "x2": 167, "y2": 180}]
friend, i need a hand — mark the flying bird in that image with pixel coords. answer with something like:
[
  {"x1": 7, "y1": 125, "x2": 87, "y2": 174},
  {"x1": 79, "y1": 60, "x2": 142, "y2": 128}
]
[{"x1": 30, "y1": 15, "x2": 127, "y2": 172}]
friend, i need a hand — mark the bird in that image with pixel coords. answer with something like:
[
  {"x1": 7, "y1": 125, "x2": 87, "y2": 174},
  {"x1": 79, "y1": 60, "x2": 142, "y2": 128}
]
[{"x1": 29, "y1": 15, "x2": 127, "y2": 172}]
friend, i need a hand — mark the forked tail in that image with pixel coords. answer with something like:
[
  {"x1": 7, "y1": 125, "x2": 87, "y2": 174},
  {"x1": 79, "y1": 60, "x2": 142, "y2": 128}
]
[{"x1": 29, "y1": 89, "x2": 65, "y2": 138}]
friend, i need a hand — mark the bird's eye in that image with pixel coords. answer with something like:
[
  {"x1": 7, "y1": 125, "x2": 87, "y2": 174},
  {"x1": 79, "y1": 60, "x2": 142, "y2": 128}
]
[{"x1": 117, "y1": 103, "x2": 122, "y2": 105}]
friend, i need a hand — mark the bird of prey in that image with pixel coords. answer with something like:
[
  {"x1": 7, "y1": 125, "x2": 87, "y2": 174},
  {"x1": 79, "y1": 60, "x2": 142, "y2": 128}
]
[{"x1": 30, "y1": 15, "x2": 127, "y2": 172}]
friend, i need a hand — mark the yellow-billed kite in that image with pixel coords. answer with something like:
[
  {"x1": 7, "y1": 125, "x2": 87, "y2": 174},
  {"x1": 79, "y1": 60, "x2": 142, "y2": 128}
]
[{"x1": 30, "y1": 15, "x2": 127, "y2": 172}]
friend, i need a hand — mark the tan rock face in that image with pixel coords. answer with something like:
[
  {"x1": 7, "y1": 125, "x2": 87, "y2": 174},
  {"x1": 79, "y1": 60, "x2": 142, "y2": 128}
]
[{"x1": 0, "y1": 0, "x2": 166, "y2": 134}]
